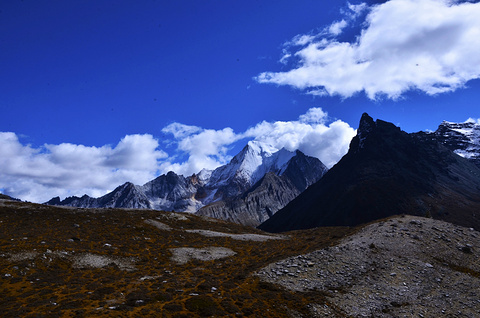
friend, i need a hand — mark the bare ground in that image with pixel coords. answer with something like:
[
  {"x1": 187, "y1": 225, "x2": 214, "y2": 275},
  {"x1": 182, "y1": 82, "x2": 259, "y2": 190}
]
[{"x1": 256, "y1": 215, "x2": 480, "y2": 317}]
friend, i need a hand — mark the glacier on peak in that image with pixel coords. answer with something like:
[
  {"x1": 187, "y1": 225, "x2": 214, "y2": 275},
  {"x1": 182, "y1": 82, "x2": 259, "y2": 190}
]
[
  {"x1": 206, "y1": 140, "x2": 295, "y2": 189},
  {"x1": 422, "y1": 120, "x2": 480, "y2": 168}
]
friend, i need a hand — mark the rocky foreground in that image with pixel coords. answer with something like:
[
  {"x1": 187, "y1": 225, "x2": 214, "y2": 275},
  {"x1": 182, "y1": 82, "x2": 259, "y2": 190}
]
[{"x1": 256, "y1": 215, "x2": 480, "y2": 317}]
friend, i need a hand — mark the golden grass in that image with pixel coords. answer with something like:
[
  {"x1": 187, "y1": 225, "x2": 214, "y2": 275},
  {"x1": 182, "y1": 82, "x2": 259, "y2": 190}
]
[{"x1": 0, "y1": 200, "x2": 354, "y2": 317}]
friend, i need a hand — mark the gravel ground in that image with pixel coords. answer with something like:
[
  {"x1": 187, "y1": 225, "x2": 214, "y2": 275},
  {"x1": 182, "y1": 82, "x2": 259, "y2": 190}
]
[
  {"x1": 144, "y1": 219, "x2": 172, "y2": 231},
  {"x1": 169, "y1": 247, "x2": 237, "y2": 265},
  {"x1": 185, "y1": 229, "x2": 287, "y2": 241},
  {"x1": 256, "y1": 215, "x2": 480, "y2": 317},
  {"x1": 72, "y1": 253, "x2": 137, "y2": 271}
]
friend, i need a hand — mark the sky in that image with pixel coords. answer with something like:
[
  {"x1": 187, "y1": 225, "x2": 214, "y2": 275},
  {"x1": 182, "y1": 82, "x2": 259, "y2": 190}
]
[{"x1": 1, "y1": 0, "x2": 480, "y2": 203}]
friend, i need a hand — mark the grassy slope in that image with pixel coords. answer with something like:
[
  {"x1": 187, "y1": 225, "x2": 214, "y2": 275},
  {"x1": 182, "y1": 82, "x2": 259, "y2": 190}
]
[{"x1": 0, "y1": 200, "x2": 354, "y2": 317}]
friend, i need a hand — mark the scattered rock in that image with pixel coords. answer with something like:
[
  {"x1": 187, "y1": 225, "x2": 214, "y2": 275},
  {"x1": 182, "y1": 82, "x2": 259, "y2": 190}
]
[
  {"x1": 169, "y1": 247, "x2": 236, "y2": 265},
  {"x1": 185, "y1": 229, "x2": 286, "y2": 241},
  {"x1": 144, "y1": 219, "x2": 172, "y2": 231},
  {"x1": 71, "y1": 253, "x2": 136, "y2": 271},
  {"x1": 256, "y1": 216, "x2": 480, "y2": 317}
]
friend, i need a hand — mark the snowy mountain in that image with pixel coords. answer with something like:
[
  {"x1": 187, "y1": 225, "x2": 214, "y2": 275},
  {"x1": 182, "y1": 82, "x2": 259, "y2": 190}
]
[
  {"x1": 205, "y1": 141, "x2": 298, "y2": 200},
  {"x1": 197, "y1": 150, "x2": 328, "y2": 226},
  {"x1": 46, "y1": 141, "x2": 328, "y2": 225},
  {"x1": 420, "y1": 120, "x2": 480, "y2": 167},
  {"x1": 208, "y1": 141, "x2": 295, "y2": 187}
]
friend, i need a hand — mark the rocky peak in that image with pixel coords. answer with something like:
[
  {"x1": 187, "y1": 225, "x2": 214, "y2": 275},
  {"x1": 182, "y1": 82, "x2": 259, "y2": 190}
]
[
  {"x1": 351, "y1": 112, "x2": 376, "y2": 151},
  {"x1": 260, "y1": 113, "x2": 480, "y2": 233},
  {"x1": 207, "y1": 141, "x2": 295, "y2": 191},
  {"x1": 350, "y1": 112, "x2": 405, "y2": 155},
  {"x1": 417, "y1": 119, "x2": 480, "y2": 168},
  {"x1": 358, "y1": 113, "x2": 375, "y2": 136}
]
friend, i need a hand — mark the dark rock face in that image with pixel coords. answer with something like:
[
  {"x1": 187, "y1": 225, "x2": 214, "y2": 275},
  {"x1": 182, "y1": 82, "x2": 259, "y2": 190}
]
[
  {"x1": 98, "y1": 182, "x2": 151, "y2": 209},
  {"x1": 259, "y1": 113, "x2": 480, "y2": 233},
  {"x1": 140, "y1": 171, "x2": 201, "y2": 212},
  {"x1": 282, "y1": 150, "x2": 328, "y2": 192}
]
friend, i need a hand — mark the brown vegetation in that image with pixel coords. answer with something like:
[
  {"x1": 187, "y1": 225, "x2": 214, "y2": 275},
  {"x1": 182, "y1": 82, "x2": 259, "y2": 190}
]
[{"x1": 0, "y1": 200, "x2": 354, "y2": 317}]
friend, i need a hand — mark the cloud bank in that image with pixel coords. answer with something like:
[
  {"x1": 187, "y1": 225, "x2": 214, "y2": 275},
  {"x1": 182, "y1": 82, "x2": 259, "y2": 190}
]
[
  {"x1": 161, "y1": 107, "x2": 356, "y2": 176},
  {"x1": 0, "y1": 133, "x2": 167, "y2": 203},
  {"x1": 256, "y1": 0, "x2": 480, "y2": 99},
  {"x1": 0, "y1": 108, "x2": 355, "y2": 203}
]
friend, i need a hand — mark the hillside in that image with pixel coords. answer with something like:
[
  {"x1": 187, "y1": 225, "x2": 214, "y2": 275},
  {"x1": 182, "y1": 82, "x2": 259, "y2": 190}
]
[
  {"x1": 2, "y1": 200, "x2": 479, "y2": 317},
  {"x1": 256, "y1": 215, "x2": 480, "y2": 317},
  {"x1": 0, "y1": 199, "x2": 352, "y2": 317},
  {"x1": 259, "y1": 113, "x2": 480, "y2": 232}
]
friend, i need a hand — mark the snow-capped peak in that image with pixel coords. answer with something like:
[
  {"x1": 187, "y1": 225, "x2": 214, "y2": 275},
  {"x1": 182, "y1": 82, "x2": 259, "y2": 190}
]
[
  {"x1": 197, "y1": 168, "x2": 213, "y2": 183},
  {"x1": 435, "y1": 120, "x2": 480, "y2": 164},
  {"x1": 207, "y1": 141, "x2": 296, "y2": 187}
]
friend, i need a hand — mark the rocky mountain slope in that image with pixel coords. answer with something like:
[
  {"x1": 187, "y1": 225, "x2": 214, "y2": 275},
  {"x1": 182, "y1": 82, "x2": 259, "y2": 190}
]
[
  {"x1": 417, "y1": 119, "x2": 480, "y2": 168},
  {"x1": 259, "y1": 113, "x2": 480, "y2": 232},
  {"x1": 46, "y1": 141, "x2": 327, "y2": 226},
  {"x1": 197, "y1": 150, "x2": 327, "y2": 226},
  {"x1": 256, "y1": 215, "x2": 480, "y2": 317}
]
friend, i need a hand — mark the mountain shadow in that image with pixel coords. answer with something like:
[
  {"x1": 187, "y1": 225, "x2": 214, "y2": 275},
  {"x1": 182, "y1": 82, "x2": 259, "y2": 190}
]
[{"x1": 259, "y1": 113, "x2": 480, "y2": 232}]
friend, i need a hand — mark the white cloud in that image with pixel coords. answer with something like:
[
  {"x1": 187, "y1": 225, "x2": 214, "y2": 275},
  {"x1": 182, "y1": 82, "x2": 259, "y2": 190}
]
[
  {"x1": 346, "y1": 2, "x2": 368, "y2": 19},
  {"x1": 298, "y1": 107, "x2": 328, "y2": 124},
  {"x1": 0, "y1": 108, "x2": 356, "y2": 203},
  {"x1": 256, "y1": 0, "x2": 480, "y2": 99},
  {"x1": 0, "y1": 133, "x2": 166, "y2": 203},
  {"x1": 161, "y1": 122, "x2": 202, "y2": 139},
  {"x1": 328, "y1": 19, "x2": 348, "y2": 36},
  {"x1": 161, "y1": 108, "x2": 355, "y2": 175},
  {"x1": 160, "y1": 124, "x2": 241, "y2": 176},
  {"x1": 243, "y1": 109, "x2": 356, "y2": 168}
]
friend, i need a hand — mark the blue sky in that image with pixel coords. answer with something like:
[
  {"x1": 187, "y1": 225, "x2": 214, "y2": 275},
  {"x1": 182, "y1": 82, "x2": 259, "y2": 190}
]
[{"x1": 1, "y1": 0, "x2": 480, "y2": 202}]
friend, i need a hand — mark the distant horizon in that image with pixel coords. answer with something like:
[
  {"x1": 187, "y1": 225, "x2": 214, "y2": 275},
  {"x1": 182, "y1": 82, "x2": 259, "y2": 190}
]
[{"x1": 1, "y1": 0, "x2": 480, "y2": 202}]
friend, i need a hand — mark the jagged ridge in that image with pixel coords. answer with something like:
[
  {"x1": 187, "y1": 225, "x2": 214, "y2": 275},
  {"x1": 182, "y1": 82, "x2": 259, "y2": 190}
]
[
  {"x1": 259, "y1": 113, "x2": 480, "y2": 232},
  {"x1": 46, "y1": 141, "x2": 328, "y2": 226}
]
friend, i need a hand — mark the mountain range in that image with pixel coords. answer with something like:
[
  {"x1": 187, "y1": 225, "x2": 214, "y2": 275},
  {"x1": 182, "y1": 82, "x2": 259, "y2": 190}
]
[
  {"x1": 46, "y1": 141, "x2": 327, "y2": 226},
  {"x1": 259, "y1": 113, "x2": 480, "y2": 232},
  {"x1": 45, "y1": 114, "x2": 480, "y2": 231}
]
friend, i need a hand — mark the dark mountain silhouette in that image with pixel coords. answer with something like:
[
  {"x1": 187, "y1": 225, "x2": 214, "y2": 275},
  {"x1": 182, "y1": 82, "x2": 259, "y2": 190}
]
[
  {"x1": 259, "y1": 113, "x2": 480, "y2": 232},
  {"x1": 0, "y1": 193, "x2": 21, "y2": 201}
]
